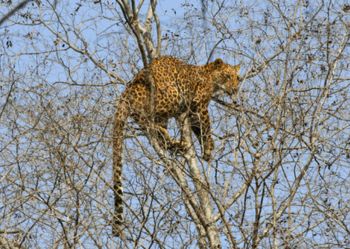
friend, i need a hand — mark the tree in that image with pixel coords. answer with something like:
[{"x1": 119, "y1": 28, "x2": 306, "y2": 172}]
[{"x1": 0, "y1": 0, "x2": 350, "y2": 248}]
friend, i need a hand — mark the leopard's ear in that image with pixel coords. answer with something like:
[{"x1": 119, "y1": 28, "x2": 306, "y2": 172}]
[
  {"x1": 233, "y1": 64, "x2": 240, "y2": 71},
  {"x1": 213, "y1": 58, "x2": 224, "y2": 67}
]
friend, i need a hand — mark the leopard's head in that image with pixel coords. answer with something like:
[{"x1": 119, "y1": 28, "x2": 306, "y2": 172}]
[{"x1": 210, "y1": 58, "x2": 241, "y2": 95}]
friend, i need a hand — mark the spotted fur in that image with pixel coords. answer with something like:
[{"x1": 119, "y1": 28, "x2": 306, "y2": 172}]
[{"x1": 112, "y1": 56, "x2": 240, "y2": 236}]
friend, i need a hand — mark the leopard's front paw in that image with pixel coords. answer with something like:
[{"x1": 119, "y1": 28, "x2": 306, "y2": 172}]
[{"x1": 202, "y1": 151, "x2": 212, "y2": 161}]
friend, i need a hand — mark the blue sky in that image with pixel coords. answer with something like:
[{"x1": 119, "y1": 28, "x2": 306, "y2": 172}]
[{"x1": 1, "y1": 1, "x2": 350, "y2": 248}]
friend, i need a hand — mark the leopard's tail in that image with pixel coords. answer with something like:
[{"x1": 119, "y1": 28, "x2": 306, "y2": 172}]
[{"x1": 112, "y1": 98, "x2": 130, "y2": 237}]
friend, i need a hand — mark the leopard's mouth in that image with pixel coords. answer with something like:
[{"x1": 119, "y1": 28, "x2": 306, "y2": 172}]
[{"x1": 217, "y1": 85, "x2": 237, "y2": 96}]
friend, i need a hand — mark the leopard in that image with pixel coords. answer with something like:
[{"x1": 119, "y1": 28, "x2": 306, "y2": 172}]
[{"x1": 112, "y1": 56, "x2": 240, "y2": 237}]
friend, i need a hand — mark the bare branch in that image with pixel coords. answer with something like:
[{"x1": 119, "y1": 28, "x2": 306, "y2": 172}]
[{"x1": 0, "y1": 0, "x2": 33, "y2": 26}]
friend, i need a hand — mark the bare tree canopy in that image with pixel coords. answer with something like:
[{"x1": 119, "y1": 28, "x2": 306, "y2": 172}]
[
  {"x1": 1, "y1": 0, "x2": 350, "y2": 248},
  {"x1": 0, "y1": 0, "x2": 34, "y2": 26}
]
